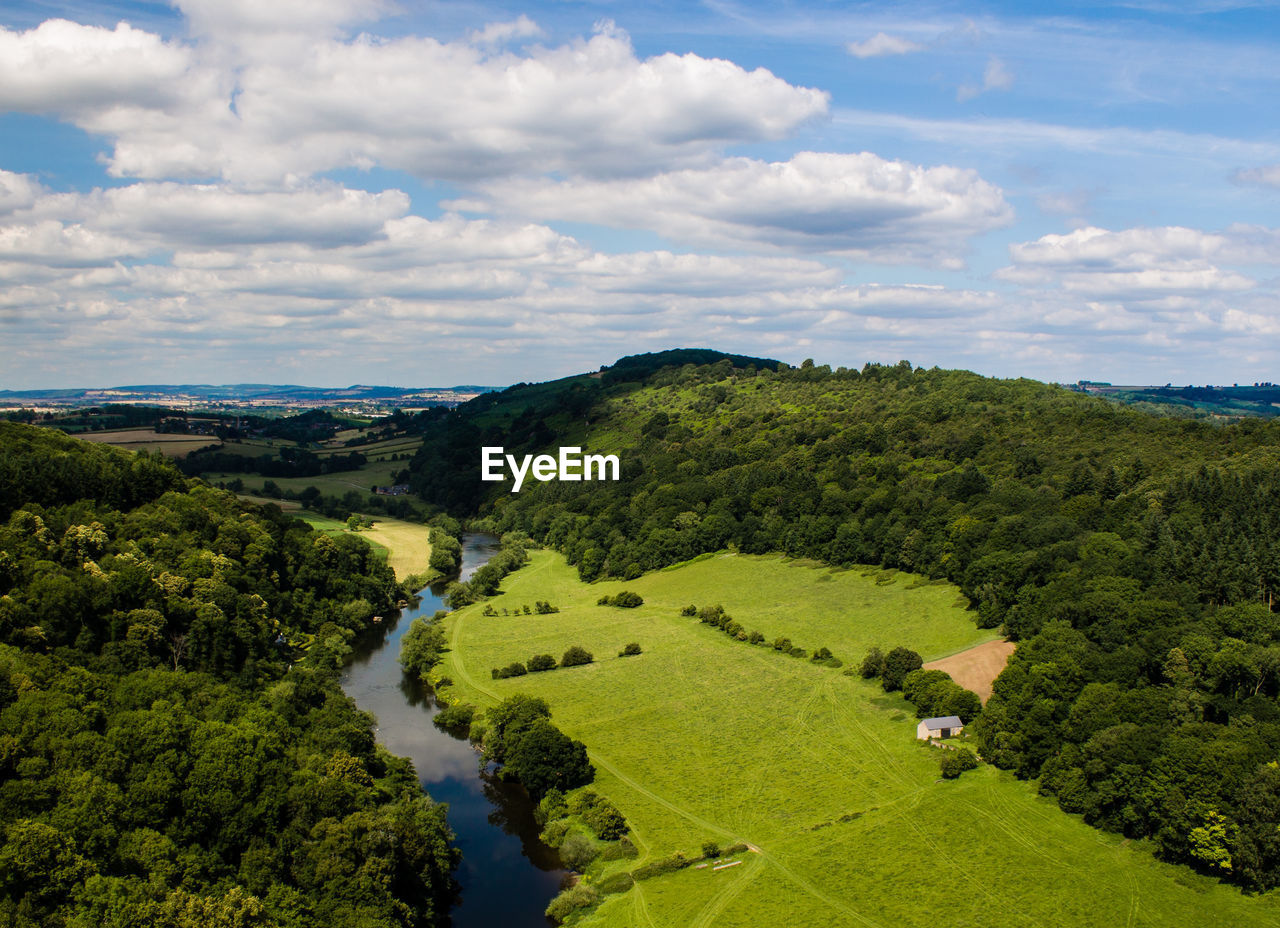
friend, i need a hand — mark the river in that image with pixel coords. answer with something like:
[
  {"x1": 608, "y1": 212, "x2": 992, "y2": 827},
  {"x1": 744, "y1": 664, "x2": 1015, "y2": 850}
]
[{"x1": 340, "y1": 533, "x2": 567, "y2": 925}]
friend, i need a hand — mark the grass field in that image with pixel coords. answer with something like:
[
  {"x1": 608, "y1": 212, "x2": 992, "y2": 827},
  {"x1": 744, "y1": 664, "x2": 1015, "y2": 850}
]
[
  {"x1": 75, "y1": 428, "x2": 219, "y2": 458},
  {"x1": 292, "y1": 512, "x2": 432, "y2": 580},
  {"x1": 207, "y1": 457, "x2": 410, "y2": 500},
  {"x1": 438, "y1": 550, "x2": 1280, "y2": 928}
]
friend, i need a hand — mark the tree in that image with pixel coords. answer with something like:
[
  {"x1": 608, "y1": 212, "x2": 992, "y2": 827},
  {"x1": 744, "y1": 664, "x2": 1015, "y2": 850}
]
[
  {"x1": 881, "y1": 647, "x2": 923, "y2": 691},
  {"x1": 505, "y1": 719, "x2": 594, "y2": 800},
  {"x1": 860, "y1": 647, "x2": 885, "y2": 679}
]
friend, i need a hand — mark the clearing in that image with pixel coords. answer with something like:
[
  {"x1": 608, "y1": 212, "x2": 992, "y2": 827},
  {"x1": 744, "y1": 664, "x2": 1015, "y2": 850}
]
[
  {"x1": 438, "y1": 549, "x2": 1280, "y2": 928},
  {"x1": 923, "y1": 639, "x2": 1018, "y2": 702},
  {"x1": 293, "y1": 512, "x2": 431, "y2": 580}
]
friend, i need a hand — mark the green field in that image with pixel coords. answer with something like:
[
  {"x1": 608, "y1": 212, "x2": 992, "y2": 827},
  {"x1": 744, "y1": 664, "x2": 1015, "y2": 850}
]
[
  {"x1": 438, "y1": 551, "x2": 1280, "y2": 928},
  {"x1": 291, "y1": 512, "x2": 432, "y2": 580}
]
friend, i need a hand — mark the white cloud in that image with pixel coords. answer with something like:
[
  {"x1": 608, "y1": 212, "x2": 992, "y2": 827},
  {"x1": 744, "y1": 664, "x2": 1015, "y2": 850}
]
[
  {"x1": 468, "y1": 15, "x2": 543, "y2": 47},
  {"x1": 0, "y1": 17, "x2": 828, "y2": 185},
  {"x1": 847, "y1": 33, "x2": 922, "y2": 59},
  {"x1": 958, "y1": 55, "x2": 1013, "y2": 101},
  {"x1": 461, "y1": 151, "x2": 1012, "y2": 265}
]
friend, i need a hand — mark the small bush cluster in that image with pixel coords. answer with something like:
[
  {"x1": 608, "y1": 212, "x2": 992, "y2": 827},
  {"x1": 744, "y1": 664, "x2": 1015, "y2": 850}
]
[
  {"x1": 598, "y1": 837, "x2": 639, "y2": 861},
  {"x1": 597, "y1": 590, "x2": 644, "y2": 608},
  {"x1": 492, "y1": 661, "x2": 528, "y2": 679},
  {"x1": 618, "y1": 642, "x2": 642, "y2": 657},
  {"x1": 545, "y1": 884, "x2": 600, "y2": 925},
  {"x1": 631, "y1": 853, "x2": 692, "y2": 881},
  {"x1": 433, "y1": 702, "x2": 476, "y2": 730},
  {"x1": 693, "y1": 604, "x2": 754, "y2": 643},
  {"x1": 595, "y1": 871, "x2": 635, "y2": 895},
  {"x1": 940, "y1": 746, "x2": 980, "y2": 779},
  {"x1": 810, "y1": 646, "x2": 843, "y2": 668},
  {"x1": 571, "y1": 791, "x2": 628, "y2": 840},
  {"x1": 484, "y1": 599, "x2": 560, "y2": 616}
]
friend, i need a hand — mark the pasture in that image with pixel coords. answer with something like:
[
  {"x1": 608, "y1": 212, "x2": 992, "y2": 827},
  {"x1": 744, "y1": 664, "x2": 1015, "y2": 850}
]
[
  {"x1": 75, "y1": 428, "x2": 218, "y2": 458},
  {"x1": 438, "y1": 550, "x2": 1280, "y2": 928},
  {"x1": 292, "y1": 511, "x2": 430, "y2": 580}
]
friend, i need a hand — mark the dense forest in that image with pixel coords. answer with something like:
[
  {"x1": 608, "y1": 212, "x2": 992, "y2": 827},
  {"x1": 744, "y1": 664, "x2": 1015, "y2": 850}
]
[
  {"x1": 407, "y1": 349, "x2": 1280, "y2": 889},
  {"x1": 0, "y1": 422, "x2": 457, "y2": 926}
]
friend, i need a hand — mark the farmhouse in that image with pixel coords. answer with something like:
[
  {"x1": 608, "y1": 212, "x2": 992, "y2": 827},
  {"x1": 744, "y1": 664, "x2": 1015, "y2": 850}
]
[{"x1": 917, "y1": 716, "x2": 963, "y2": 740}]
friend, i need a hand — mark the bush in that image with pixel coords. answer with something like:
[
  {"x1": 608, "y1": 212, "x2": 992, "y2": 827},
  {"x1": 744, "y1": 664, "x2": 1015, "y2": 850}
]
[
  {"x1": 528, "y1": 653, "x2": 558, "y2": 672},
  {"x1": 748, "y1": 630, "x2": 765, "y2": 645},
  {"x1": 631, "y1": 853, "x2": 691, "y2": 881},
  {"x1": 559, "y1": 833, "x2": 600, "y2": 872},
  {"x1": 772, "y1": 637, "x2": 792, "y2": 652},
  {"x1": 940, "y1": 747, "x2": 980, "y2": 779},
  {"x1": 536, "y1": 788, "x2": 568, "y2": 827},
  {"x1": 860, "y1": 646, "x2": 886, "y2": 679},
  {"x1": 581, "y1": 800, "x2": 628, "y2": 840},
  {"x1": 492, "y1": 661, "x2": 528, "y2": 679},
  {"x1": 561, "y1": 645, "x2": 594, "y2": 667},
  {"x1": 540, "y1": 818, "x2": 571, "y2": 848},
  {"x1": 618, "y1": 642, "x2": 642, "y2": 657},
  {"x1": 599, "y1": 590, "x2": 644, "y2": 608},
  {"x1": 433, "y1": 703, "x2": 475, "y2": 730},
  {"x1": 701, "y1": 841, "x2": 721, "y2": 859},
  {"x1": 598, "y1": 837, "x2": 638, "y2": 861},
  {"x1": 545, "y1": 884, "x2": 599, "y2": 924},
  {"x1": 595, "y1": 871, "x2": 635, "y2": 895},
  {"x1": 535, "y1": 600, "x2": 560, "y2": 614},
  {"x1": 680, "y1": 604, "x2": 697, "y2": 616}
]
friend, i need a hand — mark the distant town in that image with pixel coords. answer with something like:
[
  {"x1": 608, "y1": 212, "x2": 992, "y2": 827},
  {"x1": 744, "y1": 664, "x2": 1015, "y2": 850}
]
[{"x1": 0, "y1": 382, "x2": 498, "y2": 417}]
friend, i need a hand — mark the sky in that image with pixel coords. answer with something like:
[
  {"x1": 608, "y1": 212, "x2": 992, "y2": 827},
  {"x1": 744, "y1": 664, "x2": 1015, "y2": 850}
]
[{"x1": 1, "y1": 0, "x2": 1279, "y2": 389}]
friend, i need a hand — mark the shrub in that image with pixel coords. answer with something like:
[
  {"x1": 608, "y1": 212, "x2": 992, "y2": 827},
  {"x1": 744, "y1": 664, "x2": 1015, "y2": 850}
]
[
  {"x1": 860, "y1": 646, "x2": 886, "y2": 679},
  {"x1": 545, "y1": 884, "x2": 599, "y2": 924},
  {"x1": 561, "y1": 645, "x2": 594, "y2": 667},
  {"x1": 721, "y1": 843, "x2": 749, "y2": 856},
  {"x1": 772, "y1": 637, "x2": 792, "y2": 652},
  {"x1": 680, "y1": 604, "x2": 697, "y2": 616},
  {"x1": 559, "y1": 833, "x2": 600, "y2": 871},
  {"x1": 618, "y1": 642, "x2": 642, "y2": 657},
  {"x1": 748, "y1": 630, "x2": 765, "y2": 645},
  {"x1": 631, "y1": 853, "x2": 691, "y2": 881},
  {"x1": 701, "y1": 841, "x2": 721, "y2": 859},
  {"x1": 788, "y1": 646, "x2": 807, "y2": 658},
  {"x1": 528, "y1": 653, "x2": 557, "y2": 672},
  {"x1": 811, "y1": 647, "x2": 841, "y2": 667},
  {"x1": 433, "y1": 703, "x2": 475, "y2": 730},
  {"x1": 536, "y1": 788, "x2": 568, "y2": 827},
  {"x1": 535, "y1": 600, "x2": 559, "y2": 614},
  {"x1": 599, "y1": 837, "x2": 638, "y2": 861},
  {"x1": 599, "y1": 591, "x2": 644, "y2": 608},
  {"x1": 492, "y1": 661, "x2": 528, "y2": 679},
  {"x1": 540, "y1": 818, "x2": 571, "y2": 848},
  {"x1": 940, "y1": 747, "x2": 980, "y2": 779},
  {"x1": 595, "y1": 871, "x2": 635, "y2": 895},
  {"x1": 581, "y1": 800, "x2": 628, "y2": 840}
]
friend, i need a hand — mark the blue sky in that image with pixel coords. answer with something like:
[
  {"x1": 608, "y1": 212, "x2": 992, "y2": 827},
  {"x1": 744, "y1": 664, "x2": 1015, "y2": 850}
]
[{"x1": 1, "y1": 0, "x2": 1278, "y2": 388}]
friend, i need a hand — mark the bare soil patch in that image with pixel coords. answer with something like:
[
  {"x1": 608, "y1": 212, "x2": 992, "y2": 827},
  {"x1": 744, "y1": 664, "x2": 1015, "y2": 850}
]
[{"x1": 924, "y1": 639, "x2": 1016, "y2": 702}]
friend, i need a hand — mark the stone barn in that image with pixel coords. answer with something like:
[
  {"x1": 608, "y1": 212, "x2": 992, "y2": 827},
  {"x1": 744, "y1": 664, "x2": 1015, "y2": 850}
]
[{"x1": 917, "y1": 716, "x2": 963, "y2": 740}]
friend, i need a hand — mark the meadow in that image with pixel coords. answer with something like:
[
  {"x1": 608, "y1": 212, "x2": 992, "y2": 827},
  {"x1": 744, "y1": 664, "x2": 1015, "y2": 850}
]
[
  {"x1": 292, "y1": 511, "x2": 432, "y2": 580},
  {"x1": 75, "y1": 427, "x2": 218, "y2": 457},
  {"x1": 438, "y1": 550, "x2": 1280, "y2": 928}
]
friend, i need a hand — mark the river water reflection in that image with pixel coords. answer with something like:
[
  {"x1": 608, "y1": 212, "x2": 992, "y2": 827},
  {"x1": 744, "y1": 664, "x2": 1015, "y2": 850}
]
[{"x1": 341, "y1": 533, "x2": 566, "y2": 925}]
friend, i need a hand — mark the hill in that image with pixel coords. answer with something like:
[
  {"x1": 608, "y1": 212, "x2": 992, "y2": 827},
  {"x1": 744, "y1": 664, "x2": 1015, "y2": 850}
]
[{"x1": 409, "y1": 350, "x2": 1280, "y2": 891}]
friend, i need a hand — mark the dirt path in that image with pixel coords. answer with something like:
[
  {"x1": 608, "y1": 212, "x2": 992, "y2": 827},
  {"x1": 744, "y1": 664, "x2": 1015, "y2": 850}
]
[{"x1": 924, "y1": 639, "x2": 1016, "y2": 702}]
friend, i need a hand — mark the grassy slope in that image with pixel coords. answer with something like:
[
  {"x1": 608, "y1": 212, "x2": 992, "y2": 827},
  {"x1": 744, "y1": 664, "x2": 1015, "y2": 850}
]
[
  {"x1": 439, "y1": 551, "x2": 1280, "y2": 928},
  {"x1": 294, "y1": 512, "x2": 431, "y2": 580}
]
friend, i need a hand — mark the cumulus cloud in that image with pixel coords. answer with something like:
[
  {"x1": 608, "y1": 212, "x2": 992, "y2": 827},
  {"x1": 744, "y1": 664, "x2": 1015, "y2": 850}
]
[
  {"x1": 461, "y1": 151, "x2": 1012, "y2": 265},
  {"x1": 847, "y1": 33, "x2": 922, "y2": 59},
  {"x1": 0, "y1": 17, "x2": 828, "y2": 185}
]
